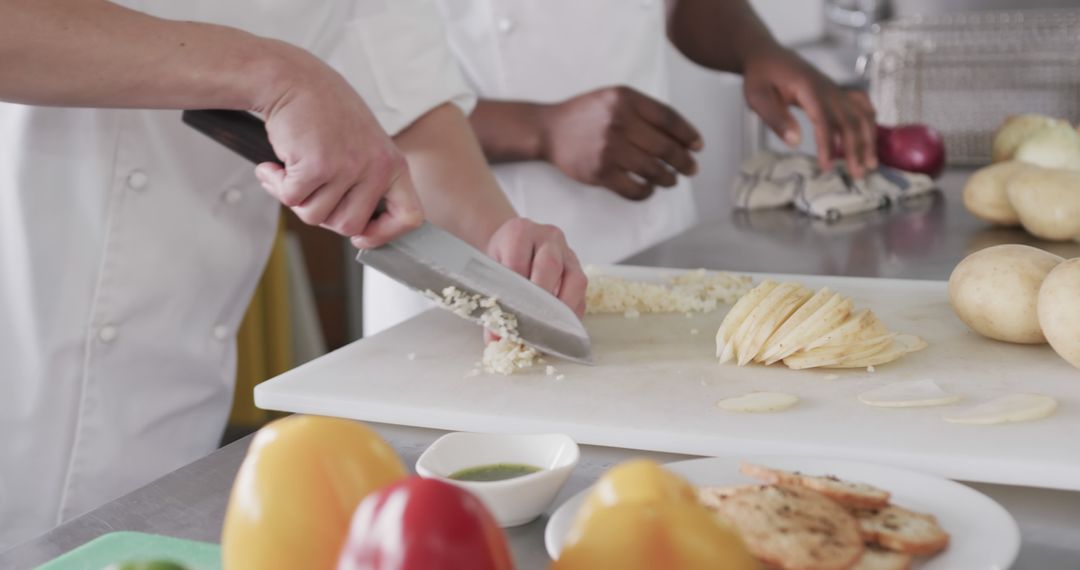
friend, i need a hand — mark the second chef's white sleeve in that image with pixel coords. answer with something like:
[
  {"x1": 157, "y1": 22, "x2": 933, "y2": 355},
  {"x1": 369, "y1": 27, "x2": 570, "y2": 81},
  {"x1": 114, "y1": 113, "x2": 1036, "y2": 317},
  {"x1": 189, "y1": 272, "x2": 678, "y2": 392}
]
[{"x1": 327, "y1": 0, "x2": 476, "y2": 136}]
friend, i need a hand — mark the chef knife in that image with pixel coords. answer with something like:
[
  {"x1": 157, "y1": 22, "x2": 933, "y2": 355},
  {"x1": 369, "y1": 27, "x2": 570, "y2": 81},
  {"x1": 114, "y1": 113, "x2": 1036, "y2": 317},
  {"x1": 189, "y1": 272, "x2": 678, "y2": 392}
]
[{"x1": 181, "y1": 109, "x2": 593, "y2": 364}]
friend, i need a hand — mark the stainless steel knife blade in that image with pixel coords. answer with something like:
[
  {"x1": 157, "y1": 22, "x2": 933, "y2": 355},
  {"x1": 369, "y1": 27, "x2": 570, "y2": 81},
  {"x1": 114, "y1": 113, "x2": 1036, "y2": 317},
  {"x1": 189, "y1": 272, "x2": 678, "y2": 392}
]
[
  {"x1": 356, "y1": 225, "x2": 593, "y2": 364},
  {"x1": 181, "y1": 109, "x2": 593, "y2": 364}
]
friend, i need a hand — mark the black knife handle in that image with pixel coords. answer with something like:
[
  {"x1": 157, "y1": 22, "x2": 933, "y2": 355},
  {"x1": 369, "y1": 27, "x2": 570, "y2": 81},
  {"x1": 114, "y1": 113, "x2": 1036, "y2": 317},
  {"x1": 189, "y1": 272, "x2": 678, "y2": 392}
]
[
  {"x1": 182, "y1": 109, "x2": 281, "y2": 166},
  {"x1": 182, "y1": 109, "x2": 386, "y2": 217}
]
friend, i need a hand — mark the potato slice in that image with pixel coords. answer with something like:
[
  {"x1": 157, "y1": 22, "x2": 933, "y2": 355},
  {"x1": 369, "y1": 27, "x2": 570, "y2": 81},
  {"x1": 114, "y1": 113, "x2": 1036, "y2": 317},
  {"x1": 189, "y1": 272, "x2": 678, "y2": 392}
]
[
  {"x1": 783, "y1": 334, "x2": 895, "y2": 370},
  {"x1": 804, "y1": 309, "x2": 877, "y2": 351},
  {"x1": 825, "y1": 335, "x2": 926, "y2": 369},
  {"x1": 944, "y1": 393, "x2": 1057, "y2": 425},
  {"x1": 716, "y1": 392, "x2": 800, "y2": 413},
  {"x1": 758, "y1": 287, "x2": 834, "y2": 362},
  {"x1": 728, "y1": 282, "x2": 799, "y2": 364},
  {"x1": 764, "y1": 295, "x2": 854, "y2": 364},
  {"x1": 858, "y1": 379, "x2": 961, "y2": 408},
  {"x1": 738, "y1": 285, "x2": 813, "y2": 365},
  {"x1": 716, "y1": 280, "x2": 778, "y2": 361},
  {"x1": 826, "y1": 334, "x2": 927, "y2": 369}
]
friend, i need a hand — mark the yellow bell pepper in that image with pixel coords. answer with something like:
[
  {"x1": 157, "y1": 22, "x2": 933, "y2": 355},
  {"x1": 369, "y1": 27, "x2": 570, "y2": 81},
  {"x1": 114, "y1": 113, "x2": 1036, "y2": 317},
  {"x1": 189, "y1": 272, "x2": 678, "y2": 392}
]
[
  {"x1": 221, "y1": 415, "x2": 406, "y2": 570},
  {"x1": 552, "y1": 459, "x2": 758, "y2": 570}
]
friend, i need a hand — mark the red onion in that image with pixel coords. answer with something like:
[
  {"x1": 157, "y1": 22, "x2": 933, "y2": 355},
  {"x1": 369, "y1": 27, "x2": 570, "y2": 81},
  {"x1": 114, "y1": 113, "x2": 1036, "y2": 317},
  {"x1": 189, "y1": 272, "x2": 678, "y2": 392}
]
[
  {"x1": 876, "y1": 124, "x2": 946, "y2": 179},
  {"x1": 830, "y1": 123, "x2": 947, "y2": 179}
]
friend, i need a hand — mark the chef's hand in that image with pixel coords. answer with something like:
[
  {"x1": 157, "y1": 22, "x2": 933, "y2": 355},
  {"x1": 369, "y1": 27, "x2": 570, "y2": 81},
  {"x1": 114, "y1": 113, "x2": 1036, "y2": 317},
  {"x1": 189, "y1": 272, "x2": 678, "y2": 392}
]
[
  {"x1": 742, "y1": 45, "x2": 878, "y2": 179},
  {"x1": 540, "y1": 86, "x2": 703, "y2": 201},
  {"x1": 252, "y1": 49, "x2": 424, "y2": 249},
  {"x1": 486, "y1": 218, "x2": 587, "y2": 335}
]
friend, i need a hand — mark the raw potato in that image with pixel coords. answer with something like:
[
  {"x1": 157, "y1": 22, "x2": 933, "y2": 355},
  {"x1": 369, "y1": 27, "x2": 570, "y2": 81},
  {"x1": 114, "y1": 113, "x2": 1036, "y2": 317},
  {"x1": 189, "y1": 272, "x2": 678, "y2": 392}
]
[
  {"x1": 1005, "y1": 167, "x2": 1080, "y2": 241},
  {"x1": 944, "y1": 393, "x2": 1058, "y2": 425},
  {"x1": 992, "y1": 114, "x2": 1070, "y2": 162},
  {"x1": 1037, "y1": 258, "x2": 1080, "y2": 369},
  {"x1": 961, "y1": 161, "x2": 1029, "y2": 225},
  {"x1": 716, "y1": 392, "x2": 799, "y2": 413},
  {"x1": 948, "y1": 244, "x2": 1063, "y2": 344},
  {"x1": 858, "y1": 379, "x2": 962, "y2": 408},
  {"x1": 717, "y1": 280, "x2": 924, "y2": 370},
  {"x1": 1013, "y1": 124, "x2": 1080, "y2": 172}
]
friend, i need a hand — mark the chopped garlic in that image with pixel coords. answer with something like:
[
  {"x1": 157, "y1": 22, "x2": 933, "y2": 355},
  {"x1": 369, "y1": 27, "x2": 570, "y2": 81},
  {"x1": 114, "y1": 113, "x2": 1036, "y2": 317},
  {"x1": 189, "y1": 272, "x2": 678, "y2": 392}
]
[
  {"x1": 867, "y1": 365, "x2": 876, "y2": 373},
  {"x1": 406, "y1": 352, "x2": 417, "y2": 361},
  {"x1": 482, "y1": 337, "x2": 539, "y2": 375},
  {"x1": 585, "y1": 268, "x2": 752, "y2": 315},
  {"x1": 545, "y1": 365, "x2": 556, "y2": 376},
  {"x1": 427, "y1": 286, "x2": 540, "y2": 375},
  {"x1": 555, "y1": 374, "x2": 566, "y2": 381}
]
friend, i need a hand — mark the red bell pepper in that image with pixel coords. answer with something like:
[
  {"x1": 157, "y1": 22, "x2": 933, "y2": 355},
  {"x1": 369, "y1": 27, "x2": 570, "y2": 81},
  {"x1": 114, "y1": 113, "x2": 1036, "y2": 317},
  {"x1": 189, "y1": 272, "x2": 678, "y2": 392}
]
[{"x1": 337, "y1": 477, "x2": 515, "y2": 570}]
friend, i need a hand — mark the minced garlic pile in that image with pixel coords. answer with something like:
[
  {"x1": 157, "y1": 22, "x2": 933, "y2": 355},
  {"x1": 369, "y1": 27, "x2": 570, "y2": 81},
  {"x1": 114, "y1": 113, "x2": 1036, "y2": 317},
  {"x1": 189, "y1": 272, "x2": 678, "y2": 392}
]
[
  {"x1": 585, "y1": 268, "x2": 752, "y2": 316},
  {"x1": 426, "y1": 286, "x2": 539, "y2": 375}
]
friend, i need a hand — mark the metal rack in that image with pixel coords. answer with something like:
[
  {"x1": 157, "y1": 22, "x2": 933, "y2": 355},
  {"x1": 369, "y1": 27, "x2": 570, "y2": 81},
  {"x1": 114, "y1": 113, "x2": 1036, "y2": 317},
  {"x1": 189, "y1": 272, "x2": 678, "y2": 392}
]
[{"x1": 865, "y1": 8, "x2": 1080, "y2": 165}]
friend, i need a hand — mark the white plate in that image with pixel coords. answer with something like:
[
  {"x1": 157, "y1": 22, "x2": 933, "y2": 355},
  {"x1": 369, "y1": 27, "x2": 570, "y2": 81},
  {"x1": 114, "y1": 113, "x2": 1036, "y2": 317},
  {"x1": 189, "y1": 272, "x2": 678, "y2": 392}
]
[{"x1": 545, "y1": 456, "x2": 1020, "y2": 569}]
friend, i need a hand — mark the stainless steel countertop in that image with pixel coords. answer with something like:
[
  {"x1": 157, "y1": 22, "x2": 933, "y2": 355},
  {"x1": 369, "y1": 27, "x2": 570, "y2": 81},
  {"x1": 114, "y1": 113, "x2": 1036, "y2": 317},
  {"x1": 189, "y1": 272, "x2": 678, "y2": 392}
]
[
  {"x1": 626, "y1": 169, "x2": 1080, "y2": 278},
  {"x1": 4, "y1": 169, "x2": 1080, "y2": 570}
]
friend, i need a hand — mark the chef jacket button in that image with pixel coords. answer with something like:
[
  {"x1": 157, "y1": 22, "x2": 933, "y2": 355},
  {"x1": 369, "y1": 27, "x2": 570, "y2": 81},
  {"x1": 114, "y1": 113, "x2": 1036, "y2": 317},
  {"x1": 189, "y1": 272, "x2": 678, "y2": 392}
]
[
  {"x1": 126, "y1": 170, "x2": 149, "y2": 191},
  {"x1": 223, "y1": 188, "x2": 243, "y2": 204},
  {"x1": 98, "y1": 325, "x2": 118, "y2": 343},
  {"x1": 213, "y1": 325, "x2": 229, "y2": 341},
  {"x1": 496, "y1": 17, "x2": 515, "y2": 34}
]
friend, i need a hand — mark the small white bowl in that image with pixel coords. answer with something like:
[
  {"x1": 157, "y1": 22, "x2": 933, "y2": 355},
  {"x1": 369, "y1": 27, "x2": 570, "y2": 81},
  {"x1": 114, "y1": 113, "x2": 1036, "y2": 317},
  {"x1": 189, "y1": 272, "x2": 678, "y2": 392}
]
[{"x1": 415, "y1": 432, "x2": 580, "y2": 527}]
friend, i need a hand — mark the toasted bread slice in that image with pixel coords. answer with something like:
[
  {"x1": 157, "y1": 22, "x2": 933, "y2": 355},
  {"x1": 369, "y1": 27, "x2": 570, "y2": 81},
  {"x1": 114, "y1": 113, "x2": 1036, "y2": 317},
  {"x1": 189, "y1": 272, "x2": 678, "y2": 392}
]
[
  {"x1": 697, "y1": 484, "x2": 759, "y2": 510},
  {"x1": 850, "y1": 504, "x2": 950, "y2": 556},
  {"x1": 849, "y1": 546, "x2": 913, "y2": 570},
  {"x1": 704, "y1": 484, "x2": 864, "y2": 570},
  {"x1": 740, "y1": 463, "x2": 890, "y2": 509}
]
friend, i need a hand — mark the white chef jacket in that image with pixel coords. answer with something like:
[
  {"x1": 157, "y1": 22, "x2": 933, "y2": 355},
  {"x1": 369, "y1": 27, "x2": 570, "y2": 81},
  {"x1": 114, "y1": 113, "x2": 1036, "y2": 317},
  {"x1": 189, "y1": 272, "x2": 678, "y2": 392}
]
[
  {"x1": 0, "y1": 0, "x2": 472, "y2": 548},
  {"x1": 362, "y1": 0, "x2": 699, "y2": 337},
  {"x1": 438, "y1": 0, "x2": 698, "y2": 264}
]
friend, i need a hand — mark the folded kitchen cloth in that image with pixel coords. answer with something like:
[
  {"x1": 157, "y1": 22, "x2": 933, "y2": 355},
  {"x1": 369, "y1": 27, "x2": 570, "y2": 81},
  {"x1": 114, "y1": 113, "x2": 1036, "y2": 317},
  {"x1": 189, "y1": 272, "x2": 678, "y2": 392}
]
[{"x1": 733, "y1": 151, "x2": 937, "y2": 220}]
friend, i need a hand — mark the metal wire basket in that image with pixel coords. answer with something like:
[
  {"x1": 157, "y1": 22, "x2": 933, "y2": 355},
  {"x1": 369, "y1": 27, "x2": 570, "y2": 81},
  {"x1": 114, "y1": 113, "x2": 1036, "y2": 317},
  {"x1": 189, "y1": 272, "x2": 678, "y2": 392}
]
[{"x1": 865, "y1": 8, "x2": 1080, "y2": 165}]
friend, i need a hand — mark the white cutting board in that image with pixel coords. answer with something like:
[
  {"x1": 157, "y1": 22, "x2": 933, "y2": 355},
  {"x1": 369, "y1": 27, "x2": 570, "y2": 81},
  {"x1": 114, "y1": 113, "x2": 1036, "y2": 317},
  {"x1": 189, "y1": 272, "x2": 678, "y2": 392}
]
[{"x1": 255, "y1": 267, "x2": 1080, "y2": 491}]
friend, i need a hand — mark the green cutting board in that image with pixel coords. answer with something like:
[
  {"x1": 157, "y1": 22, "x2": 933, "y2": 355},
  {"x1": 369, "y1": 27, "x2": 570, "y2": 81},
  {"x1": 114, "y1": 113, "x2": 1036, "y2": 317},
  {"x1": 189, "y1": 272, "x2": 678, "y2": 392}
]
[{"x1": 36, "y1": 531, "x2": 221, "y2": 570}]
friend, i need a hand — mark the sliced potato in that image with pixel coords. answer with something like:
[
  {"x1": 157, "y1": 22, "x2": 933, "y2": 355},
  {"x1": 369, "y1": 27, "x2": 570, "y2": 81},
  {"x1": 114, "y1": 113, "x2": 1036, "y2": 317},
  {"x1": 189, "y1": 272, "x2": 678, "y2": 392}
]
[
  {"x1": 716, "y1": 280, "x2": 778, "y2": 361},
  {"x1": 737, "y1": 285, "x2": 812, "y2": 366},
  {"x1": 858, "y1": 379, "x2": 962, "y2": 408},
  {"x1": 782, "y1": 334, "x2": 895, "y2": 370},
  {"x1": 944, "y1": 393, "x2": 1057, "y2": 425},
  {"x1": 804, "y1": 309, "x2": 877, "y2": 351},
  {"x1": 716, "y1": 280, "x2": 925, "y2": 371},
  {"x1": 758, "y1": 287, "x2": 834, "y2": 362},
  {"x1": 728, "y1": 282, "x2": 799, "y2": 364},
  {"x1": 825, "y1": 337, "x2": 922, "y2": 369},
  {"x1": 716, "y1": 392, "x2": 800, "y2": 413},
  {"x1": 764, "y1": 295, "x2": 854, "y2": 364}
]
